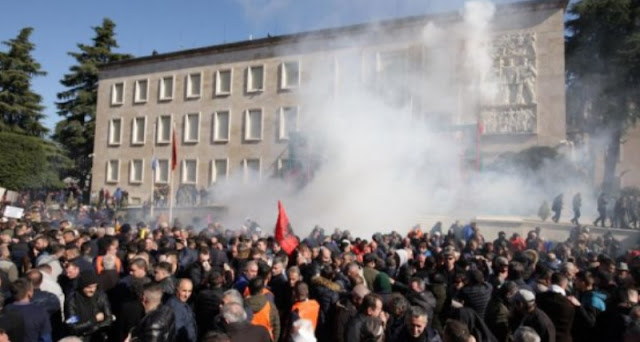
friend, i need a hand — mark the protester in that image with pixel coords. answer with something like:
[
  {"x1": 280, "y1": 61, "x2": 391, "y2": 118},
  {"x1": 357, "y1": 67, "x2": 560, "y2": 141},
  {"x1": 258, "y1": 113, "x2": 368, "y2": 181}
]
[
  {"x1": 128, "y1": 283, "x2": 175, "y2": 342},
  {"x1": 6, "y1": 278, "x2": 52, "y2": 342},
  {"x1": 1, "y1": 193, "x2": 640, "y2": 342}
]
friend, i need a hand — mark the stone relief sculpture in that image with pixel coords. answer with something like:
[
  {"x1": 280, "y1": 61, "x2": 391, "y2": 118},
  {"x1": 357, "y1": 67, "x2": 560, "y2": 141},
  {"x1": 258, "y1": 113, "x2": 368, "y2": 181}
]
[
  {"x1": 481, "y1": 107, "x2": 536, "y2": 134},
  {"x1": 480, "y1": 32, "x2": 538, "y2": 134}
]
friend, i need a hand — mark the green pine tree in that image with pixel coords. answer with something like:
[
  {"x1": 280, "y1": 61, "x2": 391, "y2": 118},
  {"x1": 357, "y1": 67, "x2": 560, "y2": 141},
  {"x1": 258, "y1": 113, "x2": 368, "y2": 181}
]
[
  {"x1": 566, "y1": 0, "x2": 640, "y2": 193},
  {"x1": 54, "y1": 18, "x2": 132, "y2": 193},
  {"x1": 0, "y1": 27, "x2": 48, "y2": 137}
]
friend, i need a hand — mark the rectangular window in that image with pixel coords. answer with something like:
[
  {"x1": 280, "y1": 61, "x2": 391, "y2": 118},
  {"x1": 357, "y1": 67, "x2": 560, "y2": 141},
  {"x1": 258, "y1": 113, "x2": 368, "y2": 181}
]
[
  {"x1": 277, "y1": 158, "x2": 290, "y2": 178},
  {"x1": 157, "y1": 115, "x2": 171, "y2": 144},
  {"x1": 106, "y1": 160, "x2": 120, "y2": 183},
  {"x1": 130, "y1": 159, "x2": 144, "y2": 183},
  {"x1": 184, "y1": 113, "x2": 200, "y2": 143},
  {"x1": 155, "y1": 159, "x2": 169, "y2": 183},
  {"x1": 281, "y1": 61, "x2": 300, "y2": 89},
  {"x1": 132, "y1": 117, "x2": 146, "y2": 145},
  {"x1": 111, "y1": 82, "x2": 124, "y2": 105},
  {"x1": 212, "y1": 111, "x2": 230, "y2": 142},
  {"x1": 134, "y1": 79, "x2": 148, "y2": 103},
  {"x1": 279, "y1": 106, "x2": 299, "y2": 140},
  {"x1": 159, "y1": 76, "x2": 174, "y2": 101},
  {"x1": 211, "y1": 158, "x2": 229, "y2": 184},
  {"x1": 243, "y1": 158, "x2": 261, "y2": 184},
  {"x1": 244, "y1": 109, "x2": 263, "y2": 141},
  {"x1": 247, "y1": 65, "x2": 264, "y2": 92},
  {"x1": 182, "y1": 159, "x2": 198, "y2": 184},
  {"x1": 215, "y1": 69, "x2": 232, "y2": 95},
  {"x1": 186, "y1": 72, "x2": 202, "y2": 98},
  {"x1": 108, "y1": 119, "x2": 122, "y2": 145}
]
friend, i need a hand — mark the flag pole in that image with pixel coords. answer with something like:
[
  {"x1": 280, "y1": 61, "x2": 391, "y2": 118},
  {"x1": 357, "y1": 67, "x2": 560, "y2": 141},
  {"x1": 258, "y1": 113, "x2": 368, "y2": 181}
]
[
  {"x1": 169, "y1": 121, "x2": 176, "y2": 226},
  {"x1": 150, "y1": 121, "x2": 156, "y2": 221},
  {"x1": 168, "y1": 161, "x2": 174, "y2": 226}
]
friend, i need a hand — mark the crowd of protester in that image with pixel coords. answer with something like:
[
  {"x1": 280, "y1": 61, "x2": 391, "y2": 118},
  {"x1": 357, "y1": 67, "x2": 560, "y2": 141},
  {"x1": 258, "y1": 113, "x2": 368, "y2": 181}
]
[{"x1": 1, "y1": 198, "x2": 640, "y2": 342}]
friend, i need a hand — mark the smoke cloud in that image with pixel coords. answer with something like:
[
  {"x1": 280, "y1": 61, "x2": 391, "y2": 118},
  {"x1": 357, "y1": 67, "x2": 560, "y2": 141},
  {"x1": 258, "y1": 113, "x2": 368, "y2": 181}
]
[{"x1": 207, "y1": 1, "x2": 591, "y2": 237}]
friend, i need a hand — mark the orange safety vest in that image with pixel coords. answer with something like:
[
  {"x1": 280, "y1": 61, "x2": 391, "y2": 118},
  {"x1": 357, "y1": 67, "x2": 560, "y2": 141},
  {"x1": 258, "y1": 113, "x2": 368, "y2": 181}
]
[
  {"x1": 251, "y1": 300, "x2": 275, "y2": 341},
  {"x1": 243, "y1": 287, "x2": 273, "y2": 298},
  {"x1": 95, "y1": 255, "x2": 122, "y2": 274},
  {"x1": 291, "y1": 299, "x2": 320, "y2": 330}
]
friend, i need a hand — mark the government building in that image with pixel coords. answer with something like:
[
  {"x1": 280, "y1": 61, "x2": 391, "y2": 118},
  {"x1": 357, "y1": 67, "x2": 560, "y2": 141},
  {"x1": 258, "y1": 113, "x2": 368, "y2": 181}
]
[{"x1": 91, "y1": 0, "x2": 568, "y2": 205}]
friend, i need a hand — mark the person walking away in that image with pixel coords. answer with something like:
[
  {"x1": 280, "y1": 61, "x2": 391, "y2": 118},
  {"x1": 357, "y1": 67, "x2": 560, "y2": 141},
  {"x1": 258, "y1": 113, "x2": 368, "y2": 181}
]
[
  {"x1": 570, "y1": 193, "x2": 581, "y2": 225},
  {"x1": 593, "y1": 193, "x2": 608, "y2": 227},
  {"x1": 128, "y1": 283, "x2": 175, "y2": 342},
  {"x1": 552, "y1": 194, "x2": 563, "y2": 223},
  {"x1": 290, "y1": 282, "x2": 320, "y2": 331},
  {"x1": 221, "y1": 303, "x2": 270, "y2": 342},
  {"x1": 509, "y1": 289, "x2": 556, "y2": 342},
  {"x1": 246, "y1": 277, "x2": 280, "y2": 342},
  {"x1": 5, "y1": 278, "x2": 52, "y2": 342}
]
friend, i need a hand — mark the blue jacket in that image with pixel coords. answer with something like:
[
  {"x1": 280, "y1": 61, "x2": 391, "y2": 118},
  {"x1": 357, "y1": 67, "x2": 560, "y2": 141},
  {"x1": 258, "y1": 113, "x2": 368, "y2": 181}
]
[
  {"x1": 581, "y1": 290, "x2": 607, "y2": 312},
  {"x1": 166, "y1": 296, "x2": 197, "y2": 342},
  {"x1": 6, "y1": 302, "x2": 52, "y2": 342}
]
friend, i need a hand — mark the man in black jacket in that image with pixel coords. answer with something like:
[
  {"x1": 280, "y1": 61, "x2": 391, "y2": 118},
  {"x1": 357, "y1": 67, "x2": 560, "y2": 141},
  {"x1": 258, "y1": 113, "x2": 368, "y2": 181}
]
[
  {"x1": 64, "y1": 271, "x2": 113, "y2": 342},
  {"x1": 334, "y1": 284, "x2": 369, "y2": 342},
  {"x1": 457, "y1": 270, "x2": 492, "y2": 321},
  {"x1": 194, "y1": 271, "x2": 225, "y2": 340},
  {"x1": 536, "y1": 273, "x2": 575, "y2": 342},
  {"x1": 129, "y1": 283, "x2": 175, "y2": 342},
  {"x1": 510, "y1": 289, "x2": 556, "y2": 342},
  {"x1": 344, "y1": 293, "x2": 388, "y2": 342}
]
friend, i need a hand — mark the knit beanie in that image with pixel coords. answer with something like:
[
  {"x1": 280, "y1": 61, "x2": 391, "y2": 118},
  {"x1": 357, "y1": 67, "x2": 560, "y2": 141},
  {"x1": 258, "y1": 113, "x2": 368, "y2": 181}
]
[{"x1": 77, "y1": 270, "x2": 98, "y2": 289}]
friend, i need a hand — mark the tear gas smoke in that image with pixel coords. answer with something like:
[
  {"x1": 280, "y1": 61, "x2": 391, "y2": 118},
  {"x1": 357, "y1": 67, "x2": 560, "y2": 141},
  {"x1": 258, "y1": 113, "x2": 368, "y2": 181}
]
[{"x1": 209, "y1": 0, "x2": 592, "y2": 237}]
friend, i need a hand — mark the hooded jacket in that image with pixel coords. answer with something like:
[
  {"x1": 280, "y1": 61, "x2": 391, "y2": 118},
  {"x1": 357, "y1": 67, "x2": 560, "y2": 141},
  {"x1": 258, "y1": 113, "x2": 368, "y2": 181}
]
[
  {"x1": 311, "y1": 276, "x2": 342, "y2": 330},
  {"x1": 64, "y1": 289, "x2": 113, "y2": 340},
  {"x1": 246, "y1": 293, "x2": 281, "y2": 342}
]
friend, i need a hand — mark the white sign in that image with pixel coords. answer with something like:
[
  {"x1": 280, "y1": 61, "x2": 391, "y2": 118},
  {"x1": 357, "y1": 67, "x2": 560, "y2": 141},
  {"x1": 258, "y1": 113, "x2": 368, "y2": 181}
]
[{"x1": 3, "y1": 206, "x2": 24, "y2": 219}]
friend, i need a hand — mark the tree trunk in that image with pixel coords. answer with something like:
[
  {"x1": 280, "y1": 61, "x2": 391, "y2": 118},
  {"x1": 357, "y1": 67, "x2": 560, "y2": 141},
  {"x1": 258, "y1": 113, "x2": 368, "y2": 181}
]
[{"x1": 602, "y1": 124, "x2": 622, "y2": 194}]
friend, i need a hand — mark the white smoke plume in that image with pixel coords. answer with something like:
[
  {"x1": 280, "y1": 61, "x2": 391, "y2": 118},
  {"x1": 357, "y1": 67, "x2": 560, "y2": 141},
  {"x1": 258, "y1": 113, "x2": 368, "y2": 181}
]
[{"x1": 206, "y1": 1, "x2": 591, "y2": 237}]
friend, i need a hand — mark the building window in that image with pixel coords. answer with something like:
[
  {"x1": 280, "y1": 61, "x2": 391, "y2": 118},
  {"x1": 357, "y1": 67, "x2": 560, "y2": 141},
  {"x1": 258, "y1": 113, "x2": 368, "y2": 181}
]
[
  {"x1": 182, "y1": 159, "x2": 198, "y2": 184},
  {"x1": 281, "y1": 61, "x2": 300, "y2": 89},
  {"x1": 184, "y1": 113, "x2": 200, "y2": 143},
  {"x1": 247, "y1": 65, "x2": 264, "y2": 92},
  {"x1": 155, "y1": 159, "x2": 169, "y2": 183},
  {"x1": 159, "y1": 76, "x2": 174, "y2": 101},
  {"x1": 134, "y1": 79, "x2": 148, "y2": 103},
  {"x1": 210, "y1": 158, "x2": 229, "y2": 184},
  {"x1": 108, "y1": 118, "x2": 122, "y2": 146},
  {"x1": 243, "y1": 158, "x2": 261, "y2": 184},
  {"x1": 244, "y1": 109, "x2": 263, "y2": 141},
  {"x1": 106, "y1": 160, "x2": 120, "y2": 183},
  {"x1": 279, "y1": 106, "x2": 299, "y2": 140},
  {"x1": 186, "y1": 72, "x2": 202, "y2": 99},
  {"x1": 111, "y1": 82, "x2": 124, "y2": 105},
  {"x1": 212, "y1": 111, "x2": 230, "y2": 143},
  {"x1": 277, "y1": 158, "x2": 290, "y2": 178},
  {"x1": 215, "y1": 69, "x2": 232, "y2": 96},
  {"x1": 157, "y1": 115, "x2": 171, "y2": 144},
  {"x1": 132, "y1": 117, "x2": 146, "y2": 145},
  {"x1": 130, "y1": 159, "x2": 144, "y2": 183}
]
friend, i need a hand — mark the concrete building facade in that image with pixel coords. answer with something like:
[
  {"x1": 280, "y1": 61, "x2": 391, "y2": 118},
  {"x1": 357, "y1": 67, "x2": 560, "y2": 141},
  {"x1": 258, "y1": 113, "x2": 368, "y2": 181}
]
[{"x1": 92, "y1": 0, "x2": 568, "y2": 204}]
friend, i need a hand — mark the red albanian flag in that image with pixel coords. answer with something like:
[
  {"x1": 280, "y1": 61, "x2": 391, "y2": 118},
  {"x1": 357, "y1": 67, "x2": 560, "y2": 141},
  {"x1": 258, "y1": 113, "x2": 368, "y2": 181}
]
[{"x1": 275, "y1": 200, "x2": 299, "y2": 255}]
